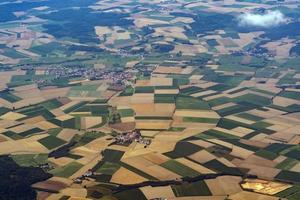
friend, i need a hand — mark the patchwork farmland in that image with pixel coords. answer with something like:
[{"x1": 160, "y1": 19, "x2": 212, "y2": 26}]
[
  {"x1": 1, "y1": 0, "x2": 300, "y2": 199},
  {"x1": 0, "y1": 59, "x2": 300, "y2": 199}
]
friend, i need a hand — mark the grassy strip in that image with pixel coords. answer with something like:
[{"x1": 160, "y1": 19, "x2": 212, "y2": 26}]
[
  {"x1": 183, "y1": 117, "x2": 219, "y2": 124},
  {"x1": 161, "y1": 160, "x2": 200, "y2": 177}
]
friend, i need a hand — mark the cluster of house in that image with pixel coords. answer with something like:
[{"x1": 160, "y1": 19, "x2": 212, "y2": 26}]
[
  {"x1": 44, "y1": 66, "x2": 133, "y2": 84},
  {"x1": 19, "y1": 65, "x2": 136, "y2": 87},
  {"x1": 114, "y1": 130, "x2": 151, "y2": 146},
  {"x1": 38, "y1": 163, "x2": 54, "y2": 171},
  {"x1": 73, "y1": 169, "x2": 94, "y2": 184}
]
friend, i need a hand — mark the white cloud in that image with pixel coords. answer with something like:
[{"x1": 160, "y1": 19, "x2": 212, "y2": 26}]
[{"x1": 238, "y1": 10, "x2": 287, "y2": 28}]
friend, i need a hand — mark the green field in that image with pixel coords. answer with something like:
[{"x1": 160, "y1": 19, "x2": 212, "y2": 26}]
[
  {"x1": 183, "y1": 117, "x2": 219, "y2": 124},
  {"x1": 40, "y1": 99, "x2": 63, "y2": 110},
  {"x1": 233, "y1": 93, "x2": 271, "y2": 107},
  {"x1": 236, "y1": 112, "x2": 264, "y2": 121},
  {"x1": 19, "y1": 127, "x2": 44, "y2": 138},
  {"x1": 11, "y1": 154, "x2": 48, "y2": 167},
  {"x1": 176, "y1": 95, "x2": 210, "y2": 110},
  {"x1": 113, "y1": 189, "x2": 147, "y2": 200},
  {"x1": 217, "y1": 104, "x2": 253, "y2": 116},
  {"x1": 49, "y1": 161, "x2": 83, "y2": 178},
  {"x1": 63, "y1": 101, "x2": 88, "y2": 113},
  {"x1": 134, "y1": 86, "x2": 154, "y2": 93},
  {"x1": 180, "y1": 86, "x2": 203, "y2": 95},
  {"x1": 0, "y1": 107, "x2": 10, "y2": 115},
  {"x1": 201, "y1": 129, "x2": 239, "y2": 140},
  {"x1": 95, "y1": 162, "x2": 120, "y2": 175},
  {"x1": 119, "y1": 86, "x2": 134, "y2": 96},
  {"x1": 118, "y1": 109, "x2": 135, "y2": 117},
  {"x1": 276, "y1": 158, "x2": 298, "y2": 170},
  {"x1": 255, "y1": 150, "x2": 278, "y2": 160},
  {"x1": 102, "y1": 149, "x2": 124, "y2": 163},
  {"x1": 171, "y1": 180, "x2": 212, "y2": 197},
  {"x1": 154, "y1": 94, "x2": 176, "y2": 103},
  {"x1": 161, "y1": 160, "x2": 200, "y2": 177},
  {"x1": 279, "y1": 91, "x2": 300, "y2": 100},
  {"x1": 2, "y1": 131, "x2": 23, "y2": 140},
  {"x1": 164, "y1": 141, "x2": 202, "y2": 158},
  {"x1": 276, "y1": 185, "x2": 300, "y2": 199},
  {"x1": 38, "y1": 135, "x2": 66, "y2": 150},
  {"x1": 275, "y1": 171, "x2": 300, "y2": 183},
  {"x1": 208, "y1": 97, "x2": 231, "y2": 107},
  {"x1": 0, "y1": 92, "x2": 21, "y2": 103},
  {"x1": 75, "y1": 131, "x2": 105, "y2": 146}
]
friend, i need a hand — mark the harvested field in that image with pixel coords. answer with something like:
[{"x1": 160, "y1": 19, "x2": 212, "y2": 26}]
[
  {"x1": 188, "y1": 150, "x2": 216, "y2": 164},
  {"x1": 154, "y1": 66, "x2": 184, "y2": 74},
  {"x1": 110, "y1": 122, "x2": 136, "y2": 132},
  {"x1": 131, "y1": 103, "x2": 175, "y2": 116},
  {"x1": 81, "y1": 116, "x2": 102, "y2": 129},
  {"x1": 135, "y1": 120, "x2": 172, "y2": 130},
  {"x1": 141, "y1": 185, "x2": 175, "y2": 199},
  {"x1": 153, "y1": 26, "x2": 187, "y2": 40},
  {"x1": 173, "y1": 44, "x2": 207, "y2": 55},
  {"x1": 143, "y1": 153, "x2": 169, "y2": 165},
  {"x1": 150, "y1": 77, "x2": 173, "y2": 86},
  {"x1": 0, "y1": 134, "x2": 49, "y2": 154},
  {"x1": 57, "y1": 129, "x2": 81, "y2": 141},
  {"x1": 205, "y1": 176, "x2": 242, "y2": 196},
  {"x1": 36, "y1": 121, "x2": 59, "y2": 130},
  {"x1": 131, "y1": 94, "x2": 154, "y2": 104},
  {"x1": 111, "y1": 167, "x2": 148, "y2": 184},
  {"x1": 32, "y1": 179, "x2": 68, "y2": 192},
  {"x1": 134, "y1": 18, "x2": 169, "y2": 28},
  {"x1": 174, "y1": 110, "x2": 219, "y2": 118},
  {"x1": 1, "y1": 112, "x2": 26, "y2": 121},
  {"x1": 230, "y1": 191, "x2": 280, "y2": 200}
]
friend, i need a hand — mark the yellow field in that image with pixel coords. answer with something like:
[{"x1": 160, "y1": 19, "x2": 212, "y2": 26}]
[
  {"x1": 131, "y1": 94, "x2": 154, "y2": 104},
  {"x1": 111, "y1": 167, "x2": 148, "y2": 184},
  {"x1": 174, "y1": 110, "x2": 219, "y2": 118},
  {"x1": 205, "y1": 176, "x2": 242, "y2": 196},
  {"x1": 230, "y1": 191, "x2": 280, "y2": 200},
  {"x1": 141, "y1": 186, "x2": 175, "y2": 199},
  {"x1": 57, "y1": 129, "x2": 81, "y2": 141},
  {"x1": 1, "y1": 112, "x2": 26, "y2": 121},
  {"x1": 22, "y1": 116, "x2": 45, "y2": 124},
  {"x1": 36, "y1": 121, "x2": 59, "y2": 130},
  {"x1": 153, "y1": 26, "x2": 187, "y2": 40},
  {"x1": 0, "y1": 70, "x2": 25, "y2": 90},
  {"x1": 188, "y1": 150, "x2": 217, "y2": 164},
  {"x1": 135, "y1": 120, "x2": 172, "y2": 130},
  {"x1": 131, "y1": 103, "x2": 175, "y2": 116},
  {"x1": 134, "y1": 17, "x2": 169, "y2": 28},
  {"x1": 150, "y1": 76, "x2": 173, "y2": 86},
  {"x1": 173, "y1": 44, "x2": 207, "y2": 55},
  {"x1": 154, "y1": 66, "x2": 183, "y2": 74},
  {"x1": 56, "y1": 114, "x2": 74, "y2": 121},
  {"x1": 10, "y1": 124, "x2": 36, "y2": 133},
  {"x1": 155, "y1": 89, "x2": 179, "y2": 94},
  {"x1": 80, "y1": 116, "x2": 102, "y2": 129},
  {"x1": 60, "y1": 188, "x2": 87, "y2": 198},
  {"x1": 143, "y1": 152, "x2": 169, "y2": 165},
  {"x1": 0, "y1": 134, "x2": 49, "y2": 154}
]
